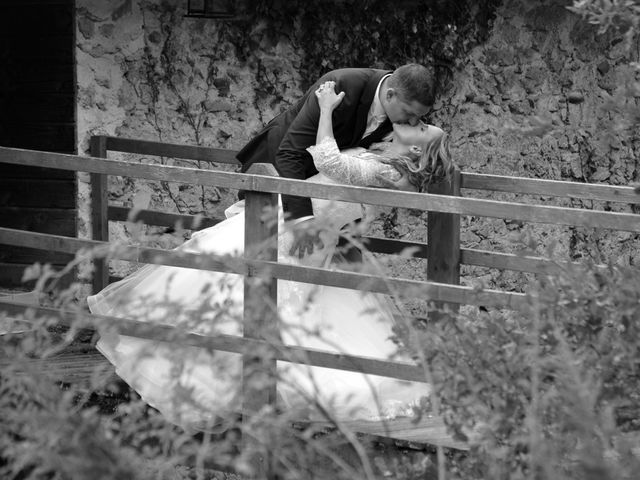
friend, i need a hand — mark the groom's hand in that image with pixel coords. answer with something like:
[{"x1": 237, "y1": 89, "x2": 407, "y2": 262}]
[{"x1": 289, "y1": 218, "x2": 325, "y2": 258}]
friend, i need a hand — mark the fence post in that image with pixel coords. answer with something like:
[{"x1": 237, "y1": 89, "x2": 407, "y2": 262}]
[
  {"x1": 426, "y1": 167, "x2": 461, "y2": 320},
  {"x1": 90, "y1": 135, "x2": 109, "y2": 294},
  {"x1": 242, "y1": 163, "x2": 279, "y2": 479}
]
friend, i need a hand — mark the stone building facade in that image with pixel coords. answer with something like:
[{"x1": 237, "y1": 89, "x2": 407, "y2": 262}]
[{"x1": 76, "y1": 0, "x2": 640, "y2": 287}]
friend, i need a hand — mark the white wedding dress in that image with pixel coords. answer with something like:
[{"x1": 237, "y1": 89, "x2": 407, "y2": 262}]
[{"x1": 88, "y1": 138, "x2": 429, "y2": 431}]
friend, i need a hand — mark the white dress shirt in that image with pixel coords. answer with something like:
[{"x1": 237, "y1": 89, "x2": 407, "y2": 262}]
[{"x1": 362, "y1": 74, "x2": 393, "y2": 141}]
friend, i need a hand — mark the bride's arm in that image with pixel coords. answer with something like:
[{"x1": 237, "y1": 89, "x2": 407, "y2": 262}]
[
  {"x1": 314, "y1": 81, "x2": 344, "y2": 144},
  {"x1": 310, "y1": 81, "x2": 401, "y2": 187},
  {"x1": 308, "y1": 137, "x2": 400, "y2": 187}
]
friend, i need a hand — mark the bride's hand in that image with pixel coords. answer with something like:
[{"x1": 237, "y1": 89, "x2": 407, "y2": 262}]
[{"x1": 315, "y1": 81, "x2": 345, "y2": 113}]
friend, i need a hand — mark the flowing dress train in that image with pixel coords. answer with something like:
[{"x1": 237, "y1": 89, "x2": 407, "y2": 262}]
[{"x1": 88, "y1": 165, "x2": 429, "y2": 431}]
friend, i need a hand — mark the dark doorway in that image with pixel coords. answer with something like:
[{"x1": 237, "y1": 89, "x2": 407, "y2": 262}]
[{"x1": 0, "y1": 0, "x2": 77, "y2": 289}]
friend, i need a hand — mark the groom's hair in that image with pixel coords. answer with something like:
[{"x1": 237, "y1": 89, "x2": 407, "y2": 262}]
[{"x1": 388, "y1": 63, "x2": 435, "y2": 107}]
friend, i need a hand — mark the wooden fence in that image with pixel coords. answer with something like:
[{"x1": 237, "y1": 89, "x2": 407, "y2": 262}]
[{"x1": 1, "y1": 137, "x2": 640, "y2": 476}]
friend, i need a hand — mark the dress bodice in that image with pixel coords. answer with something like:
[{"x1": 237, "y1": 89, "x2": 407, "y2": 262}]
[
  {"x1": 278, "y1": 172, "x2": 365, "y2": 268},
  {"x1": 308, "y1": 172, "x2": 365, "y2": 226}
]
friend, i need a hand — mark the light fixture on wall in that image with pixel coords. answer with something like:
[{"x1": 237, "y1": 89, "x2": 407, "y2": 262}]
[{"x1": 186, "y1": 0, "x2": 235, "y2": 18}]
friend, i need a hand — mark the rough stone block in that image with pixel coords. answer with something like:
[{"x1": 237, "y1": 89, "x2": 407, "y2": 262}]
[{"x1": 204, "y1": 99, "x2": 234, "y2": 112}]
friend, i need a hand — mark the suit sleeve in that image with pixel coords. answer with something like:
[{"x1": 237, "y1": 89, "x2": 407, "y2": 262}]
[{"x1": 275, "y1": 73, "x2": 347, "y2": 220}]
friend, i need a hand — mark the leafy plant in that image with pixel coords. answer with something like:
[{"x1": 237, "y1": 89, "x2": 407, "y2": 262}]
[{"x1": 224, "y1": 0, "x2": 501, "y2": 101}]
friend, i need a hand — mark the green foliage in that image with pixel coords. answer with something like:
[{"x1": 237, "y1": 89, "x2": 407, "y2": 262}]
[
  {"x1": 414, "y1": 257, "x2": 640, "y2": 479},
  {"x1": 567, "y1": 0, "x2": 640, "y2": 140},
  {"x1": 568, "y1": 0, "x2": 640, "y2": 38},
  {"x1": 0, "y1": 233, "x2": 437, "y2": 480},
  {"x1": 4, "y1": 225, "x2": 640, "y2": 479},
  {"x1": 224, "y1": 0, "x2": 501, "y2": 99}
]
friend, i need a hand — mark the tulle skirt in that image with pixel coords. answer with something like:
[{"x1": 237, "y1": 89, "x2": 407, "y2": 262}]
[{"x1": 88, "y1": 202, "x2": 429, "y2": 431}]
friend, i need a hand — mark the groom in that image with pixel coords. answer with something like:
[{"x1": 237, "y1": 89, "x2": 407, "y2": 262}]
[{"x1": 236, "y1": 63, "x2": 434, "y2": 257}]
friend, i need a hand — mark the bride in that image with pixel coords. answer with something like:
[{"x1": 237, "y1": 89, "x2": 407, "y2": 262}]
[{"x1": 88, "y1": 81, "x2": 452, "y2": 431}]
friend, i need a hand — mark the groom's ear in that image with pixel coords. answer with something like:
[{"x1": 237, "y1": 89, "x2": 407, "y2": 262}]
[
  {"x1": 409, "y1": 145, "x2": 422, "y2": 156},
  {"x1": 385, "y1": 88, "x2": 396, "y2": 101}
]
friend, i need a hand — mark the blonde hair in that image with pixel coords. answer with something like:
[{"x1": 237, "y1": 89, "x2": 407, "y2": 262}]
[{"x1": 371, "y1": 132, "x2": 453, "y2": 191}]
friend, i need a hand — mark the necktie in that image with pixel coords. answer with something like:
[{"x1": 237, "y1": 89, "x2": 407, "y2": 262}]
[{"x1": 359, "y1": 118, "x2": 392, "y2": 148}]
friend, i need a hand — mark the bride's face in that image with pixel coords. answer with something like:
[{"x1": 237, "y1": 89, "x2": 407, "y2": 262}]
[{"x1": 391, "y1": 123, "x2": 444, "y2": 156}]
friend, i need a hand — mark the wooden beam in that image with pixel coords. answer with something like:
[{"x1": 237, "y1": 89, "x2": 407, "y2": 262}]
[
  {"x1": 361, "y1": 237, "x2": 572, "y2": 275},
  {"x1": 0, "y1": 300, "x2": 428, "y2": 383},
  {"x1": 461, "y1": 172, "x2": 640, "y2": 204},
  {"x1": 242, "y1": 164, "x2": 279, "y2": 478},
  {"x1": 106, "y1": 210, "x2": 576, "y2": 276},
  {"x1": 427, "y1": 169, "x2": 461, "y2": 320},
  {"x1": 90, "y1": 136, "x2": 109, "y2": 294},
  {"x1": 0, "y1": 227, "x2": 528, "y2": 309},
  {"x1": 460, "y1": 248, "x2": 569, "y2": 275},
  {"x1": 103, "y1": 137, "x2": 240, "y2": 165},
  {"x1": 0, "y1": 332, "x2": 465, "y2": 450},
  {"x1": 2, "y1": 146, "x2": 639, "y2": 232},
  {"x1": 108, "y1": 206, "x2": 222, "y2": 230},
  {"x1": 309, "y1": 416, "x2": 468, "y2": 451}
]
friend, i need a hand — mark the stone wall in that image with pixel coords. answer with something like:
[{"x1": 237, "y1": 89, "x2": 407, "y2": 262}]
[
  {"x1": 374, "y1": 0, "x2": 640, "y2": 294},
  {"x1": 437, "y1": 0, "x2": 640, "y2": 290},
  {"x1": 76, "y1": 0, "x2": 640, "y2": 285},
  {"x1": 76, "y1": 0, "x2": 303, "y2": 276}
]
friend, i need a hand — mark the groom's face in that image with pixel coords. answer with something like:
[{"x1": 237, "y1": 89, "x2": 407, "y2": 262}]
[{"x1": 384, "y1": 89, "x2": 431, "y2": 126}]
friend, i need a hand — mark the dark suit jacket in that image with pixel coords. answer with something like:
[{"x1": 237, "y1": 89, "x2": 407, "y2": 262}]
[{"x1": 236, "y1": 68, "x2": 393, "y2": 219}]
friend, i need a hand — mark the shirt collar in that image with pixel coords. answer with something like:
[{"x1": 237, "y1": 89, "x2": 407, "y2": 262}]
[{"x1": 370, "y1": 74, "x2": 391, "y2": 121}]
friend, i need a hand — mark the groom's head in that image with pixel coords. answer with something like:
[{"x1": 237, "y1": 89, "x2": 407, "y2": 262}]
[{"x1": 381, "y1": 63, "x2": 434, "y2": 126}]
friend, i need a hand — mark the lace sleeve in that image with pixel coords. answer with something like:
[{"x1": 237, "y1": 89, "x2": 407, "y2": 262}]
[{"x1": 307, "y1": 137, "x2": 401, "y2": 187}]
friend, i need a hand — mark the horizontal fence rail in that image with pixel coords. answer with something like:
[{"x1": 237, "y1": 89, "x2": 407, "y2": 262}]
[
  {"x1": 102, "y1": 136, "x2": 241, "y2": 164},
  {"x1": 0, "y1": 300, "x2": 427, "y2": 383},
  {"x1": 95, "y1": 136, "x2": 640, "y2": 204},
  {"x1": 0, "y1": 227, "x2": 529, "y2": 309},
  {"x1": 108, "y1": 205, "x2": 224, "y2": 231},
  {"x1": 104, "y1": 208, "x2": 574, "y2": 276},
  {"x1": 461, "y1": 172, "x2": 640, "y2": 204},
  {"x1": 2, "y1": 146, "x2": 639, "y2": 232},
  {"x1": 104, "y1": 209, "x2": 573, "y2": 277},
  {"x1": 363, "y1": 236, "x2": 572, "y2": 275}
]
